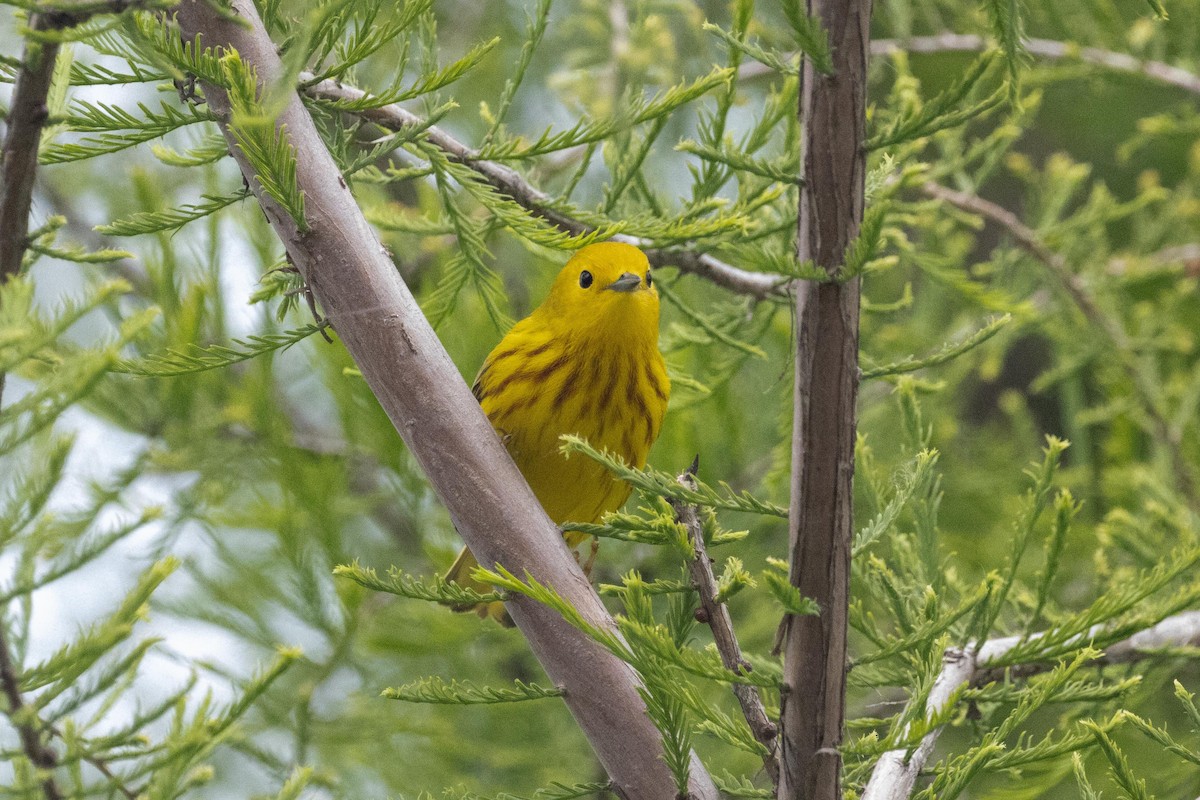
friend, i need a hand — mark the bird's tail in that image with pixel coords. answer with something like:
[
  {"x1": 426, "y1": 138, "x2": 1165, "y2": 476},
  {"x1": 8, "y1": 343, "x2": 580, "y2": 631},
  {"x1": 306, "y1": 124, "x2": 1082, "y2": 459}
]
[{"x1": 444, "y1": 547, "x2": 513, "y2": 627}]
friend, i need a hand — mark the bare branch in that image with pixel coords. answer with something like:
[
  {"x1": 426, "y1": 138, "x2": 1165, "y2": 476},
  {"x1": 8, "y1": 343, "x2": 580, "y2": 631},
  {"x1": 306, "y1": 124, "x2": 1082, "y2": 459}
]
[
  {"x1": 0, "y1": 625, "x2": 63, "y2": 800},
  {"x1": 876, "y1": 34, "x2": 1200, "y2": 97},
  {"x1": 171, "y1": 4, "x2": 719, "y2": 797},
  {"x1": 740, "y1": 34, "x2": 1200, "y2": 98},
  {"x1": 670, "y1": 467, "x2": 780, "y2": 787},
  {"x1": 0, "y1": 14, "x2": 60, "y2": 282},
  {"x1": 921, "y1": 181, "x2": 1199, "y2": 508},
  {"x1": 778, "y1": 0, "x2": 870, "y2": 797},
  {"x1": 862, "y1": 610, "x2": 1200, "y2": 800},
  {"x1": 301, "y1": 77, "x2": 790, "y2": 300}
]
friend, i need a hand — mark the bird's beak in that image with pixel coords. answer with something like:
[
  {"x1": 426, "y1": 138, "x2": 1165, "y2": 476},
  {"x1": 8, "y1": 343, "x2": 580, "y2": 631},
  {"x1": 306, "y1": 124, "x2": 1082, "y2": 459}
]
[{"x1": 606, "y1": 272, "x2": 642, "y2": 293}]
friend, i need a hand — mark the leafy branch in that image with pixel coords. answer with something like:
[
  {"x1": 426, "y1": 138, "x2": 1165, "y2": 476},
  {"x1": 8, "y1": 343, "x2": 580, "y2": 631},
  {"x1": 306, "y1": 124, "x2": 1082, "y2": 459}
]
[
  {"x1": 384, "y1": 678, "x2": 563, "y2": 705},
  {"x1": 333, "y1": 563, "x2": 508, "y2": 606},
  {"x1": 860, "y1": 314, "x2": 1011, "y2": 380},
  {"x1": 300, "y1": 76, "x2": 790, "y2": 299},
  {"x1": 559, "y1": 435, "x2": 788, "y2": 518},
  {"x1": 113, "y1": 324, "x2": 325, "y2": 377},
  {"x1": 670, "y1": 466, "x2": 780, "y2": 783},
  {"x1": 922, "y1": 181, "x2": 1198, "y2": 508}
]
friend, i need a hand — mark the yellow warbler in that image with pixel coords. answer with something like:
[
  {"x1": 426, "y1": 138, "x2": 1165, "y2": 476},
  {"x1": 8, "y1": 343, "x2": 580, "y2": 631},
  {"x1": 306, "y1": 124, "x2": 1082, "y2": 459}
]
[{"x1": 445, "y1": 242, "x2": 670, "y2": 624}]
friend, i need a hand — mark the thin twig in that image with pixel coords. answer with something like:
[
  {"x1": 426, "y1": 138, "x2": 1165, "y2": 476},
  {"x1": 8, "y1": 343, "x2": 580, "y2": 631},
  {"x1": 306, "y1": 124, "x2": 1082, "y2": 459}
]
[
  {"x1": 670, "y1": 462, "x2": 780, "y2": 787},
  {"x1": 862, "y1": 610, "x2": 1200, "y2": 800},
  {"x1": 739, "y1": 34, "x2": 1200, "y2": 98},
  {"x1": 921, "y1": 181, "x2": 1199, "y2": 508},
  {"x1": 300, "y1": 76, "x2": 790, "y2": 300},
  {"x1": 46, "y1": 723, "x2": 140, "y2": 800},
  {"x1": 0, "y1": 627, "x2": 63, "y2": 800},
  {"x1": 0, "y1": 14, "x2": 59, "y2": 281}
]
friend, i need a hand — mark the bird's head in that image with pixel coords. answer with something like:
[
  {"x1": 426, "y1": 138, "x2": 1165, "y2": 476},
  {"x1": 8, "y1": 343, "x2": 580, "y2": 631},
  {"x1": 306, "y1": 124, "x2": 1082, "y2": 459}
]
[{"x1": 537, "y1": 242, "x2": 660, "y2": 340}]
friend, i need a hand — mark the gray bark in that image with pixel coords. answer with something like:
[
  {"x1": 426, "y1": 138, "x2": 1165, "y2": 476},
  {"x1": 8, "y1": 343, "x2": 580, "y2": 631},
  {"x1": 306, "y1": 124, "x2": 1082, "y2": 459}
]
[{"x1": 778, "y1": 0, "x2": 872, "y2": 797}]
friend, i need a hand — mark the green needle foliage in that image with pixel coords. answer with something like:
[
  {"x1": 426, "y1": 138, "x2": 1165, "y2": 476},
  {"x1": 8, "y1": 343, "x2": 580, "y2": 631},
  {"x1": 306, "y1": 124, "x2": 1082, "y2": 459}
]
[
  {"x1": 113, "y1": 324, "x2": 326, "y2": 376},
  {"x1": 5, "y1": 0, "x2": 1200, "y2": 797},
  {"x1": 384, "y1": 678, "x2": 564, "y2": 705}
]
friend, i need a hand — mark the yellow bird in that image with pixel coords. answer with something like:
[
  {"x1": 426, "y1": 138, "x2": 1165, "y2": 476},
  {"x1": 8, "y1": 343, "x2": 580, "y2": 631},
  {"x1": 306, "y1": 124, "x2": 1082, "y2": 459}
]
[{"x1": 445, "y1": 242, "x2": 670, "y2": 624}]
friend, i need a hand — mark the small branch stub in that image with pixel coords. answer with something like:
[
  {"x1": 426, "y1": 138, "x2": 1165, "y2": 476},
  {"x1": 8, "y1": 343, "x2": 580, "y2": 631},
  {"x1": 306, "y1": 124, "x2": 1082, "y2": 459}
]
[{"x1": 671, "y1": 465, "x2": 780, "y2": 786}]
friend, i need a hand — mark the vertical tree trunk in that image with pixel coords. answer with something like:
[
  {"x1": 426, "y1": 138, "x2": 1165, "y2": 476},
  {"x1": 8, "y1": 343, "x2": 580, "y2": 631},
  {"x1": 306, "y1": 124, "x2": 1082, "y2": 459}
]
[{"x1": 778, "y1": 0, "x2": 871, "y2": 798}]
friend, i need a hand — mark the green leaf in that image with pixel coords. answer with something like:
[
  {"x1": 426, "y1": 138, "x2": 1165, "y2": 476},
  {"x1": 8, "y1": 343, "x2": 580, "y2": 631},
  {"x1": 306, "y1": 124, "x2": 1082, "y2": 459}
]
[
  {"x1": 1083, "y1": 720, "x2": 1153, "y2": 800},
  {"x1": 26, "y1": 241, "x2": 133, "y2": 264},
  {"x1": 560, "y1": 435, "x2": 787, "y2": 517},
  {"x1": 712, "y1": 771, "x2": 771, "y2": 798},
  {"x1": 96, "y1": 190, "x2": 251, "y2": 237},
  {"x1": 714, "y1": 557, "x2": 755, "y2": 604},
  {"x1": 867, "y1": 55, "x2": 1004, "y2": 150},
  {"x1": 272, "y1": 768, "x2": 314, "y2": 800},
  {"x1": 113, "y1": 325, "x2": 323, "y2": 377},
  {"x1": 1143, "y1": 0, "x2": 1169, "y2": 18},
  {"x1": 983, "y1": 0, "x2": 1027, "y2": 100},
  {"x1": 40, "y1": 99, "x2": 215, "y2": 164},
  {"x1": 305, "y1": 0, "x2": 433, "y2": 85},
  {"x1": 762, "y1": 569, "x2": 820, "y2": 616},
  {"x1": 305, "y1": 37, "x2": 499, "y2": 111},
  {"x1": 333, "y1": 562, "x2": 507, "y2": 605},
  {"x1": 703, "y1": 23, "x2": 798, "y2": 76},
  {"x1": 620, "y1": 619, "x2": 777, "y2": 688},
  {"x1": 22, "y1": 559, "x2": 177, "y2": 700},
  {"x1": 854, "y1": 450, "x2": 939, "y2": 555},
  {"x1": 677, "y1": 140, "x2": 800, "y2": 185},
  {"x1": 861, "y1": 314, "x2": 1012, "y2": 380},
  {"x1": 384, "y1": 678, "x2": 563, "y2": 705},
  {"x1": 476, "y1": 67, "x2": 734, "y2": 159},
  {"x1": 780, "y1": 0, "x2": 834, "y2": 74},
  {"x1": 840, "y1": 200, "x2": 890, "y2": 279},
  {"x1": 655, "y1": 278, "x2": 767, "y2": 359},
  {"x1": 221, "y1": 51, "x2": 307, "y2": 230}
]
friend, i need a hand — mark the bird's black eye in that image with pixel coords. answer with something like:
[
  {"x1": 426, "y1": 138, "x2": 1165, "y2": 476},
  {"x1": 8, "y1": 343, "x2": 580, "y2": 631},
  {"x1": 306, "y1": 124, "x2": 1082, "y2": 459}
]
[
  {"x1": 579, "y1": 270, "x2": 593, "y2": 289},
  {"x1": 645, "y1": 270, "x2": 653, "y2": 287}
]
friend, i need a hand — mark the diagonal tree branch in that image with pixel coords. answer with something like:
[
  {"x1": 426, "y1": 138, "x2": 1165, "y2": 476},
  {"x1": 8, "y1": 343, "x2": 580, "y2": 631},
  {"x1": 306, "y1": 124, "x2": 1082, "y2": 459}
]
[
  {"x1": 921, "y1": 181, "x2": 1199, "y2": 509},
  {"x1": 301, "y1": 77, "x2": 790, "y2": 300},
  {"x1": 862, "y1": 610, "x2": 1200, "y2": 800},
  {"x1": 777, "y1": 0, "x2": 870, "y2": 798},
  {"x1": 170, "y1": 3, "x2": 718, "y2": 797},
  {"x1": 670, "y1": 466, "x2": 780, "y2": 787}
]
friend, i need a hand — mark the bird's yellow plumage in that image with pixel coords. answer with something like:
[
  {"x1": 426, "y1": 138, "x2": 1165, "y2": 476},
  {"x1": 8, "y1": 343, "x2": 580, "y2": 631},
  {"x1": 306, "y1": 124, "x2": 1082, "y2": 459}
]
[{"x1": 445, "y1": 242, "x2": 670, "y2": 624}]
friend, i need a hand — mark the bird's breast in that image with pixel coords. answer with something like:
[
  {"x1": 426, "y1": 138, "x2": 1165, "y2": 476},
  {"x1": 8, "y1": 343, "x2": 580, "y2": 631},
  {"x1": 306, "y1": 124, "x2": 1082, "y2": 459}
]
[{"x1": 480, "y1": 338, "x2": 668, "y2": 524}]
